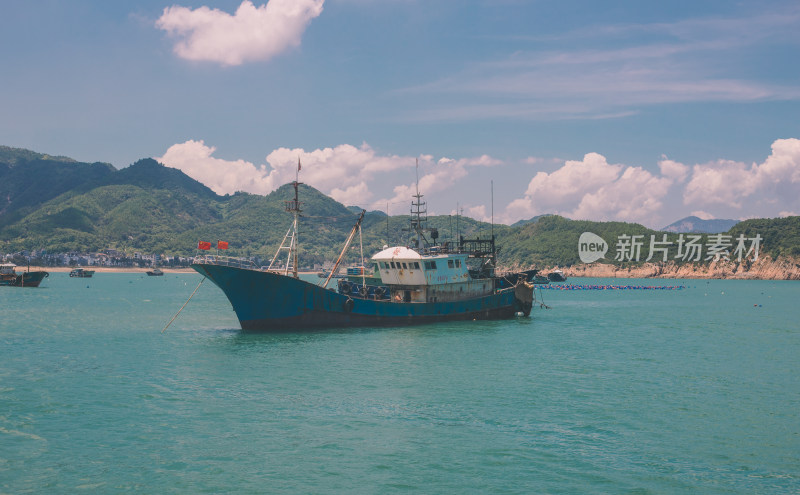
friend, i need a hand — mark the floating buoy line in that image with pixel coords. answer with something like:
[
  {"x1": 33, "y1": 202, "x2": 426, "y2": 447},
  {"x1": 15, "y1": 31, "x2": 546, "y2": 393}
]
[{"x1": 538, "y1": 284, "x2": 686, "y2": 291}]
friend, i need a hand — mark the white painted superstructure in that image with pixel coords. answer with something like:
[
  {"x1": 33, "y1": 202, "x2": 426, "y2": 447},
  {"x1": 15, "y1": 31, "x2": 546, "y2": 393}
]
[{"x1": 371, "y1": 246, "x2": 492, "y2": 303}]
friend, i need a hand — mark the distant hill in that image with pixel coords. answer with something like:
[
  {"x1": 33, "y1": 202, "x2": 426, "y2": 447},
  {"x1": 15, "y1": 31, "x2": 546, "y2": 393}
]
[
  {"x1": 2, "y1": 154, "x2": 339, "y2": 258},
  {"x1": 92, "y1": 158, "x2": 219, "y2": 200},
  {"x1": 0, "y1": 145, "x2": 76, "y2": 165},
  {"x1": 661, "y1": 216, "x2": 739, "y2": 233},
  {"x1": 1, "y1": 145, "x2": 798, "y2": 269},
  {"x1": 497, "y1": 215, "x2": 655, "y2": 268},
  {"x1": 0, "y1": 157, "x2": 225, "y2": 254},
  {"x1": 728, "y1": 216, "x2": 800, "y2": 259},
  {"x1": 499, "y1": 214, "x2": 800, "y2": 268},
  {"x1": 346, "y1": 205, "x2": 387, "y2": 217},
  {"x1": 0, "y1": 146, "x2": 115, "y2": 227},
  {"x1": 511, "y1": 214, "x2": 553, "y2": 228}
]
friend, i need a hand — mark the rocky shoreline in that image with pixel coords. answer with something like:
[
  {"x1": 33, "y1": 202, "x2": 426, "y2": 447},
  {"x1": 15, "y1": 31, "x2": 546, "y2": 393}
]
[
  {"x1": 21, "y1": 257, "x2": 800, "y2": 280},
  {"x1": 556, "y1": 256, "x2": 800, "y2": 280}
]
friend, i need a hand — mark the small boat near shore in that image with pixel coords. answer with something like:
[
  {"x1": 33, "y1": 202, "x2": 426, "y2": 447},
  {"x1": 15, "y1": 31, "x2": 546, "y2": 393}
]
[
  {"x1": 0, "y1": 263, "x2": 49, "y2": 287},
  {"x1": 69, "y1": 268, "x2": 95, "y2": 278},
  {"x1": 532, "y1": 274, "x2": 550, "y2": 284},
  {"x1": 547, "y1": 269, "x2": 567, "y2": 282},
  {"x1": 317, "y1": 270, "x2": 344, "y2": 279},
  {"x1": 146, "y1": 268, "x2": 164, "y2": 276}
]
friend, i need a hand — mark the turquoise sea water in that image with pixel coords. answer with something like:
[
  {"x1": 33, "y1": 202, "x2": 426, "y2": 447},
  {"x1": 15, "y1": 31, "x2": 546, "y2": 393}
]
[{"x1": 1, "y1": 273, "x2": 798, "y2": 493}]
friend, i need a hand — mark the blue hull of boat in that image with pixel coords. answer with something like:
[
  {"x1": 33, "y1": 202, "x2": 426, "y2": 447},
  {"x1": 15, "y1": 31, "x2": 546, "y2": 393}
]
[
  {"x1": 0, "y1": 271, "x2": 49, "y2": 287},
  {"x1": 192, "y1": 263, "x2": 527, "y2": 331}
]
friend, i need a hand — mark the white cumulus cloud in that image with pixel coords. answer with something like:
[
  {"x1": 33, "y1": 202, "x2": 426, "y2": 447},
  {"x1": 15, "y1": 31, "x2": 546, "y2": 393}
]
[
  {"x1": 264, "y1": 143, "x2": 411, "y2": 204},
  {"x1": 160, "y1": 138, "x2": 799, "y2": 229},
  {"x1": 157, "y1": 140, "x2": 498, "y2": 209},
  {"x1": 505, "y1": 153, "x2": 622, "y2": 219},
  {"x1": 385, "y1": 154, "x2": 501, "y2": 208},
  {"x1": 658, "y1": 156, "x2": 689, "y2": 182},
  {"x1": 504, "y1": 152, "x2": 676, "y2": 226},
  {"x1": 158, "y1": 140, "x2": 273, "y2": 194},
  {"x1": 159, "y1": 141, "x2": 411, "y2": 200},
  {"x1": 503, "y1": 138, "x2": 800, "y2": 227},
  {"x1": 683, "y1": 160, "x2": 759, "y2": 208},
  {"x1": 683, "y1": 138, "x2": 800, "y2": 209},
  {"x1": 155, "y1": 0, "x2": 324, "y2": 66},
  {"x1": 572, "y1": 166, "x2": 673, "y2": 223}
]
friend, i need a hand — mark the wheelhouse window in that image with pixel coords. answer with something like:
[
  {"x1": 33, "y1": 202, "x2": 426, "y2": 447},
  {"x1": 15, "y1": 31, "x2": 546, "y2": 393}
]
[
  {"x1": 447, "y1": 260, "x2": 454, "y2": 268},
  {"x1": 413, "y1": 262, "x2": 420, "y2": 269}
]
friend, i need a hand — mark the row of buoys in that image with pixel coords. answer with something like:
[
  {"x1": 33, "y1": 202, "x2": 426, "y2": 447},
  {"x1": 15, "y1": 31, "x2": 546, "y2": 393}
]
[{"x1": 539, "y1": 284, "x2": 686, "y2": 290}]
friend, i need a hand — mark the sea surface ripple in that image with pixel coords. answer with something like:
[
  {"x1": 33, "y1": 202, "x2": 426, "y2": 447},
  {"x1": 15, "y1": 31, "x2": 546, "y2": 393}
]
[{"x1": 1, "y1": 273, "x2": 798, "y2": 493}]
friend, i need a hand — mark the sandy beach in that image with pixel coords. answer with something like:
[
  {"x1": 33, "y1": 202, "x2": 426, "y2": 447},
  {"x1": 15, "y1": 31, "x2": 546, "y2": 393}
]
[
  {"x1": 23, "y1": 266, "x2": 323, "y2": 275},
  {"x1": 22, "y1": 266, "x2": 194, "y2": 274},
  {"x1": 17, "y1": 259, "x2": 800, "y2": 279}
]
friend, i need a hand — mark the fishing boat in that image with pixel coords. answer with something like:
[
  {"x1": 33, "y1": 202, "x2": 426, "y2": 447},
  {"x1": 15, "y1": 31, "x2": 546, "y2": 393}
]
[
  {"x1": 191, "y1": 176, "x2": 536, "y2": 331},
  {"x1": 69, "y1": 268, "x2": 95, "y2": 278},
  {"x1": 0, "y1": 263, "x2": 49, "y2": 287},
  {"x1": 547, "y1": 269, "x2": 567, "y2": 282},
  {"x1": 146, "y1": 267, "x2": 164, "y2": 276},
  {"x1": 532, "y1": 274, "x2": 550, "y2": 284},
  {"x1": 317, "y1": 270, "x2": 344, "y2": 279}
]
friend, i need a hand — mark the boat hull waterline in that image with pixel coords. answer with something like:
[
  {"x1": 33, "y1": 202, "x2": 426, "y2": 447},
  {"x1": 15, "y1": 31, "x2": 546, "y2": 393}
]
[
  {"x1": 192, "y1": 263, "x2": 531, "y2": 331},
  {"x1": 0, "y1": 270, "x2": 49, "y2": 287}
]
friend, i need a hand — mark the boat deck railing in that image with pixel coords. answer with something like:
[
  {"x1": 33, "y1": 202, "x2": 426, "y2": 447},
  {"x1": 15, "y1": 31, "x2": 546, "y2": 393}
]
[{"x1": 193, "y1": 255, "x2": 262, "y2": 271}]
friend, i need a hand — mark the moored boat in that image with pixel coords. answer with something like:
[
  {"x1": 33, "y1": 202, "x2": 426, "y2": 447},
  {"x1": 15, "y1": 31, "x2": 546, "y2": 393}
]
[
  {"x1": 191, "y1": 177, "x2": 535, "y2": 331},
  {"x1": 69, "y1": 268, "x2": 95, "y2": 278},
  {"x1": 532, "y1": 274, "x2": 550, "y2": 284},
  {"x1": 146, "y1": 268, "x2": 164, "y2": 276},
  {"x1": 0, "y1": 263, "x2": 49, "y2": 287},
  {"x1": 547, "y1": 269, "x2": 567, "y2": 282},
  {"x1": 317, "y1": 270, "x2": 344, "y2": 279}
]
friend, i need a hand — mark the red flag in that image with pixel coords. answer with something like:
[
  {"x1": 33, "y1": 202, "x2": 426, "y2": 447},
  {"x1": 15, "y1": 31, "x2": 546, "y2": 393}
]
[
  {"x1": 297, "y1": 157, "x2": 301, "y2": 171},
  {"x1": 198, "y1": 241, "x2": 212, "y2": 250},
  {"x1": 217, "y1": 241, "x2": 229, "y2": 250}
]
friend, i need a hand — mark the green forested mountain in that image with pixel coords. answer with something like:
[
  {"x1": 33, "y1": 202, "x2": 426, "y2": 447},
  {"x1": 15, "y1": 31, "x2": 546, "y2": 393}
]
[
  {"x1": 1, "y1": 146, "x2": 799, "y2": 269},
  {"x1": 0, "y1": 147, "x2": 512, "y2": 265},
  {"x1": 0, "y1": 146, "x2": 116, "y2": 228},
  {"x1": 728, "y1": 216, "x2": 800, "y2": 259},
  {"x1": 497, "y1": 215, "x2": 800, "y2": 268},
  {"x1": 497, "y1": 215, "x2": 656, "y2": 268},
  {"x1": 0, "y1": 156, "x2": 355, "y2": 260}
]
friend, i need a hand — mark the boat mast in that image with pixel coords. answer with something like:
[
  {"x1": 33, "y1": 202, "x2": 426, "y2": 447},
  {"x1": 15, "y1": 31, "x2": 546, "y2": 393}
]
[
  {"x1": 288, "y1": 177, "x2": 301, "y2": 278},
  {"x1": 410, "y1": 158, "x2": 429, "y2": 249},
  {"x1": 268, "y1": 160, "x2": 303, "y2": 277}
]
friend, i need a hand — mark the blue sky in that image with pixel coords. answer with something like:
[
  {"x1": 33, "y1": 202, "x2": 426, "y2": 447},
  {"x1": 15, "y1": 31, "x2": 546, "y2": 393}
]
[{"x1": 2, "y1": 0, "x2": 799, "y2": 228}]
